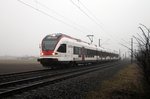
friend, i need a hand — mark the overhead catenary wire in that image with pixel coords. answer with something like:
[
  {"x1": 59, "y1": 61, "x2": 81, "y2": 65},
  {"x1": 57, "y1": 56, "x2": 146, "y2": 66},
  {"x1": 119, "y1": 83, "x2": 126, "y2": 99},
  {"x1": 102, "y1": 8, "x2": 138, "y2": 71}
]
[
  {"x1": 34, "y1": 0, "x2": 93, "y2": 33},
  {"x1": 100, "y1": 39, "x2": 110, "y2": 46},
  {"x1": 70, "y1": 0, "x2": 103, "y2": 29},
  {"x1": 18, "y1": 0, "x2": 86, "y2": 33},
  {"x1": 79, "y1": 0, "x2": 104, "y2": 28},
  {"x1": 70, "y1": 0, "x2": 119, "y2": 45},
  {"x1": 71, "y1": 0, "x2": 123, "y2": 54},
  {"x1": 70, "y1": 0, "x2": 108, "y2": 43}
]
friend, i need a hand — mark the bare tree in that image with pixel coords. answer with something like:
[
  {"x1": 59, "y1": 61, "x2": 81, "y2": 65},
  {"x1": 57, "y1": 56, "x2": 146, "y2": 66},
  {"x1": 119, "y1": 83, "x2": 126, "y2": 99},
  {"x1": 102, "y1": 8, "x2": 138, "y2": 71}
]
[{"x1": 134, "y1": 24, "x2": 150, "y2": 82}]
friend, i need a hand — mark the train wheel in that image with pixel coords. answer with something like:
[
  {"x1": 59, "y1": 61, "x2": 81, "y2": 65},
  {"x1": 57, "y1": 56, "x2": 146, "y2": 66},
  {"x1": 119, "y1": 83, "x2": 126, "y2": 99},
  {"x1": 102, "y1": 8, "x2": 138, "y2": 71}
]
[{"x1": 69, "y1": 61, "x2": 77, "y2": 67}]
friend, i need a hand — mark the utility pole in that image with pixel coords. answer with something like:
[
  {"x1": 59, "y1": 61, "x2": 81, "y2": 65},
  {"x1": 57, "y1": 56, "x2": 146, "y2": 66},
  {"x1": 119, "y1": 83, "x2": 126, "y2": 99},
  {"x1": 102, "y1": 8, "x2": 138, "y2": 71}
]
[
  {"x1": 119, "y1": 49, "x2": 121, "y2": 59},
  {"x1": 131, "y1": 38, "x2": 133, "y2": 64},
  {"x1": 99, "y1": 39, "x2": 101, "y2": 47}
]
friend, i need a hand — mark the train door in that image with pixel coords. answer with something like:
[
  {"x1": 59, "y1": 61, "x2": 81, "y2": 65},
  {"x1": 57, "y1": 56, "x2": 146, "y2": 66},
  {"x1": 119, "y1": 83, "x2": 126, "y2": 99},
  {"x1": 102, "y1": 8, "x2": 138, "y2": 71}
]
[
  {"x1": 67, "y1": 44, "x2": 73, "y2": 60},
  {"x1": 81, "y1": 47, "x2": 85, "y2": 61},
  {"x1": 57, "y1": 43, "x2": 68, "y2": 61},
  {"x1": 57, "y1": 43, "x2": 72, "y2": 60}
]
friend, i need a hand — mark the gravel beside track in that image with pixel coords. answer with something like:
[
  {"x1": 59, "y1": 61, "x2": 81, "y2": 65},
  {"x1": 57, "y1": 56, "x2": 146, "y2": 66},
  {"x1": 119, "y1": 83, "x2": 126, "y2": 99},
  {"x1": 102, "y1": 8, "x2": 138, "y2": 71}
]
[{"x1": 6, "y1": 60, "x2": 129, "y2": 99}]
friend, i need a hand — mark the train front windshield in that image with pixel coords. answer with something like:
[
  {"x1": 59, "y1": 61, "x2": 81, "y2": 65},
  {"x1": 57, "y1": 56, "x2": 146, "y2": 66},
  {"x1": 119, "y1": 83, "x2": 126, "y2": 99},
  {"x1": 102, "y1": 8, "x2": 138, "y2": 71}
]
[{"x1": 42, "y1": 36, "x2": 58, "y2": 51}]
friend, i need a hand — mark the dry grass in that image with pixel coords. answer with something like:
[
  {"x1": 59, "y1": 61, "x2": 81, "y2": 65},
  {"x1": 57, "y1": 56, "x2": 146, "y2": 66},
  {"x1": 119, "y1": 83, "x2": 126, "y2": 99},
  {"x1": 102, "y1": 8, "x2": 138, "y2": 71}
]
[
  {"x1": 86, "y1": 64, "x2": 146, "y2": 99},
  {"x1": 0, "y1": 59, "x2": 43, "y2": 75},
  {"x1": 0, "y1": 59, "x2": 38, "y2": 64}
]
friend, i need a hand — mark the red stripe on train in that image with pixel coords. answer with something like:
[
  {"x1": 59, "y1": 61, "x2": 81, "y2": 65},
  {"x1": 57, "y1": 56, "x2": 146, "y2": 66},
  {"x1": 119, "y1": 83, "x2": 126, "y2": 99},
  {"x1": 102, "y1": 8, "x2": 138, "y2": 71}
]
[{"x1": 42, "y1": 50, "x2": 54, "y2": 55}]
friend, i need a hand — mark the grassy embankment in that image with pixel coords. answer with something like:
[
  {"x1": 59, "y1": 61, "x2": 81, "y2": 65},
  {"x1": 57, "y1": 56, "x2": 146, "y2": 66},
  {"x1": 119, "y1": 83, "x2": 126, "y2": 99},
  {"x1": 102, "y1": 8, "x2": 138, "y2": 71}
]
[{"x1": 86, "y1": 63, "x2": 150, "y2": 99}]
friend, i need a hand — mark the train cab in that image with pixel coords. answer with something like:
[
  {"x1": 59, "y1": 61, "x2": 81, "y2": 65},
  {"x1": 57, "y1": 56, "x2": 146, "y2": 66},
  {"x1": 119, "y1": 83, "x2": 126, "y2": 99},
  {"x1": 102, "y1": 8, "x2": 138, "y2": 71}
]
[{"x1": 38, "y1": 33, "x2": 71, "y2": 67}]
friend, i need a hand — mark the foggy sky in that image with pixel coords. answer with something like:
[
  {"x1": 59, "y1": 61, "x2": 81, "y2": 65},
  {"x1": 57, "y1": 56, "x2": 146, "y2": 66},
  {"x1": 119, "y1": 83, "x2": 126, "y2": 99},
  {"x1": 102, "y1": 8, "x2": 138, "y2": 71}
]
[{"x1": 0, "y1": 0, "x2": 150, "y2": 57}]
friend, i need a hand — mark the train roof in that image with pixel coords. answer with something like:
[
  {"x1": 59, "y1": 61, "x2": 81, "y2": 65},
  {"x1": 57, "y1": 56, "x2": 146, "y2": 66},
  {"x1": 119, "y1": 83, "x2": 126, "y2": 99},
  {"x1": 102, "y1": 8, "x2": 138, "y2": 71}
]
[{"x1": 46, "y1": 33, "x2": 92, "y2": 45}]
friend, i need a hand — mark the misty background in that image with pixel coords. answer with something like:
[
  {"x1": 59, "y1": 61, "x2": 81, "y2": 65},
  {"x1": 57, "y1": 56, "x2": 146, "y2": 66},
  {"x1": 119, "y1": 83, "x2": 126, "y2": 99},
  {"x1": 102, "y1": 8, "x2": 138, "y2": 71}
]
[{"x1": 0, "y1": 0, "x2": 150, "y2": 57}]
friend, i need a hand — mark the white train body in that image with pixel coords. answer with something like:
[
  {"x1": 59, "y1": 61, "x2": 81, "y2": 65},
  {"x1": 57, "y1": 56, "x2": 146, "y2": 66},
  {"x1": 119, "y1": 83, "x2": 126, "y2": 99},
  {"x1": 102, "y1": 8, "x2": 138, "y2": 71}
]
[{"x1": 38, "y1": 33, "x2": 119, "y2": 67}]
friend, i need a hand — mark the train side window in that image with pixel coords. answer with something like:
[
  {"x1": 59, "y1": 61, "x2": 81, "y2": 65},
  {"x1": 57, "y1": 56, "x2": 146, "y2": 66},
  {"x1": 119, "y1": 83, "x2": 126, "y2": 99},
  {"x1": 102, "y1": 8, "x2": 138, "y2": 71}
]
[
  {"x1": 73, "y1": 46, "x2": 79, "y2": 54},
  {"x1": 57, "y1": 44, "x2": 66, "y2": 53}
]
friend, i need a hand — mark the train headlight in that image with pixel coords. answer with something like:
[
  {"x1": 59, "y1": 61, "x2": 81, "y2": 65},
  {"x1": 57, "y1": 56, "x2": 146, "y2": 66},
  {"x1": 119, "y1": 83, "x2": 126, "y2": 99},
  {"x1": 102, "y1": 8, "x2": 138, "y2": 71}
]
[
  {"x1": 40, "y1": 52, "x2": 44, "y2": 56},
  {"x1": 52, "y1": 52, "x2": 58, "y2": 55}
]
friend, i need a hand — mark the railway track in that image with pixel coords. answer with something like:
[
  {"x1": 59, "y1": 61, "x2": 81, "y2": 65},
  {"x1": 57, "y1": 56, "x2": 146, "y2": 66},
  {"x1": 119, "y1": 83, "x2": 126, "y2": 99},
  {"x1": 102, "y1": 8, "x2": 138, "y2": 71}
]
[
  {"x1": 0, "y1": 69, "x2": 52, "y2": 83},
  {"x1": 0, "y1": 61, "x2": 121, "y2": 98}
]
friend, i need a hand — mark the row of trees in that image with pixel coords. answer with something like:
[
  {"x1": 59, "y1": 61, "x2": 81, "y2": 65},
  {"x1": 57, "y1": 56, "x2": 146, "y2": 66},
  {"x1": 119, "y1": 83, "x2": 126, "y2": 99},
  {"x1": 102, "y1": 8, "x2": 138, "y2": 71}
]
[{"x1": 133, "y1": 24, "x2": 150, "y2": 82}]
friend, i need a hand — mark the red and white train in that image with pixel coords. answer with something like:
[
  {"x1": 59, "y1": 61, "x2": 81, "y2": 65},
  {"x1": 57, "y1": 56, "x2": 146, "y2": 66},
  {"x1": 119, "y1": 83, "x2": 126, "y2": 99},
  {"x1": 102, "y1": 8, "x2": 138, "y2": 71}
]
[{"x1": 37, "y1": 33, "x2": 119, "y2": 68}]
